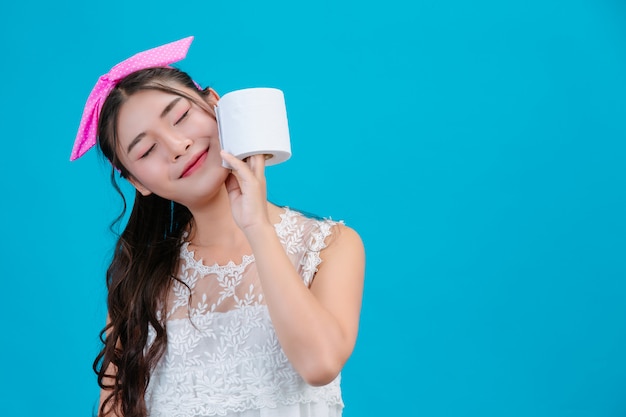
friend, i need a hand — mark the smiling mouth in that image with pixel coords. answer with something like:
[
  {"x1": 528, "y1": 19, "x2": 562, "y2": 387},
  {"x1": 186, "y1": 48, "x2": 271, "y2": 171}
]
[{"x1": 181, "y1": 150, "x2": 209, "y2": 178}]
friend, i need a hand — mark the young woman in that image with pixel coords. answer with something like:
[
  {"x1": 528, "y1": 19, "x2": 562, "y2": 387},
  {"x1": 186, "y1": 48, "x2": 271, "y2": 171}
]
[{"x1": 71, "y1": 36, "x2": 365, "y2": 417}]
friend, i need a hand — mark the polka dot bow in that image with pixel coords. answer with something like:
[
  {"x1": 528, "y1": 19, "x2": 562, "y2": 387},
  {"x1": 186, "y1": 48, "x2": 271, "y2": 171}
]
[{"x1": 70, "y1": 36, "x2": 195, "y2": 161}]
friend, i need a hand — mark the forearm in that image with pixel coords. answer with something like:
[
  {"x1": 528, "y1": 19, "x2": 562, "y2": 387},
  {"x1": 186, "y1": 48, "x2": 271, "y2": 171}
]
[
  {"x1": 245, "y1": 223, "x2": 351, "y2": 385},
  {"x1": 220, "y1": 152, "x2": 364, "y2": 384}
]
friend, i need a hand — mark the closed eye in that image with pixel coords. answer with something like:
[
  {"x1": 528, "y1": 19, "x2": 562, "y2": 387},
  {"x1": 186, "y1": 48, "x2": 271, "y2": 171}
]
[
  {"x1": 174, "y1": 109, "x2": 190, "y2": 126},
  {"x1": 140, "y1": 144, "x2": 156, "y2": 159}
]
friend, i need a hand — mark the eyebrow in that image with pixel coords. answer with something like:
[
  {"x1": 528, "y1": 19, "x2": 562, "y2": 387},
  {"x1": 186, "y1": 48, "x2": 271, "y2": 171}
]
[{"x1": 126, "y1": 97, "x2": 183, "y2": 155}]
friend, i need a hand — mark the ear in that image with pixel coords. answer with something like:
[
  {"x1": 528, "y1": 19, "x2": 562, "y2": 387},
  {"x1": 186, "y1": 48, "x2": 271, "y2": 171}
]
[
  {"x1": 128, "y1": 176, "x2": 153, "y2": 196},
  {"x1": 206, "y1": 88, "x2": 220, "y2": 105},
  {"x1": 208, "y1": 87, "x2": 220, "y2": 100}
]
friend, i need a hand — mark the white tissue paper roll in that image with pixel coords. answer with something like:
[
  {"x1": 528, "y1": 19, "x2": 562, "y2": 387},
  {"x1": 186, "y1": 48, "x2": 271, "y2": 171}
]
[{"x1": 215, "y1": 88, "x2": 292, "y2": 169}]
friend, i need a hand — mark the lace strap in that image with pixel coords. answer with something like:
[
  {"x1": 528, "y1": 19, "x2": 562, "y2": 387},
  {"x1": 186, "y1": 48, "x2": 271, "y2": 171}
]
[{"x1": 301, "y1": 218, "x2": 342, "y2": 287}]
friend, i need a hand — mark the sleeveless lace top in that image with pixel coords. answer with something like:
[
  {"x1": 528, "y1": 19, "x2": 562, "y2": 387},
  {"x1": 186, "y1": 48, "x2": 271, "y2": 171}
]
[{"x1": 145, "y1": 208, "x2": 344, "y2": 417}]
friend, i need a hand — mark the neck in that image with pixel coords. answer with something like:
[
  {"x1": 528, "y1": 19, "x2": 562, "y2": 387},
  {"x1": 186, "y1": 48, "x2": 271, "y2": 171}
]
[{"x1": 185, "y1": 185, "x2": 246, "y2": 248}]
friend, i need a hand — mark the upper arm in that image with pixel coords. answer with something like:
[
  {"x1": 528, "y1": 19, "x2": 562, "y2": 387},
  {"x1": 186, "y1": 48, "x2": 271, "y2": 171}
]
[{"x1": 309, "y1": 224, "x2": 365, "y2": 355}]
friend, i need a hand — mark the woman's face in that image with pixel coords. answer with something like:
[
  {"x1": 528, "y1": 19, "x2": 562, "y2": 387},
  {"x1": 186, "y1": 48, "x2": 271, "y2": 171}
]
[{"x1": 115, "y1": 87, "x2": 228, "y2": 206}]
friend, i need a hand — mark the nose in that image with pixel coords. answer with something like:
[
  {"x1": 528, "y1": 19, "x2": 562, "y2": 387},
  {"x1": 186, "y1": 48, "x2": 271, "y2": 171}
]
[{"x1": 162, "y1": 131, "x2": 193, "y2": 161}]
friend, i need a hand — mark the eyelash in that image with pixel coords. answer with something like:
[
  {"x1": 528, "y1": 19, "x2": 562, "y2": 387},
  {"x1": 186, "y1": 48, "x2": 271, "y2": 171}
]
[
  {"x1": 141, "y1": 144, "x2": 155, "y2": 159},
  {"x1": 175, "y1": 109, "x2": 190, "y2": 125}
]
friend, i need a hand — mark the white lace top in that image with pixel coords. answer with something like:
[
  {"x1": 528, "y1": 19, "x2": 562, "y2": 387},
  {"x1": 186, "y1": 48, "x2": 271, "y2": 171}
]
[{"x1": 145, "y1": 208, "x2": 344, "y2": 417}]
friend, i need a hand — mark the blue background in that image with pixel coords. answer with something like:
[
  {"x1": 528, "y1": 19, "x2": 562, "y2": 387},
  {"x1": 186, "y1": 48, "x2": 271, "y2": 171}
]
[{"x1": 1, "y1": 0, "x2": 626, "y2": 416}]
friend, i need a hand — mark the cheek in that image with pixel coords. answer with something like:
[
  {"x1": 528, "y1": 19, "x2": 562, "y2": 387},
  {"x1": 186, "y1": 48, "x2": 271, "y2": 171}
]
[
  {"x1": 131, "y1": 162, "x2": 166, "y2": 187},
  {"x1": 187, "y1": 114, "x2": 218, "y2": 137}
]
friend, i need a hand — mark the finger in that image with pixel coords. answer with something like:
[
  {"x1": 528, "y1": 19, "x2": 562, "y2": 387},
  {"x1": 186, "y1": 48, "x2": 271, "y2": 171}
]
[
  {"x1": 222, "y1": 151, "x2": 266, "y2": 184},
  {"x1": 248, "y1": 154, "x2": 266, "y2": 178},
  {"x1": 221, "y1": 151, "x2": 249, "y2": 177},
  {"x1": 220, "y1": 150, "x2": 238, "y2": 167},
  {"x1": 224, "y1": 172, "x2": 241, "y2": 195}
]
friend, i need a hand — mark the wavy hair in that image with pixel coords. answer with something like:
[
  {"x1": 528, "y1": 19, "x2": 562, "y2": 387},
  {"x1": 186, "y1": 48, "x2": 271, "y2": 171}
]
[{"x1": 93, "y1": 67, "x2": 214, "y2": 417}]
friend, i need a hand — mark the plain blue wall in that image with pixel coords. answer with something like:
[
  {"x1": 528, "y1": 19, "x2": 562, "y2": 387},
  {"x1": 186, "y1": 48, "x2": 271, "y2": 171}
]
[{"x1": 1, "y1": 0, "x2": 625, "y2": 416}]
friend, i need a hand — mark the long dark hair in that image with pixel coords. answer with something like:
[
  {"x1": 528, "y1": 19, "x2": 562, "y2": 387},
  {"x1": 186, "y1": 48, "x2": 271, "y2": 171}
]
[{"x1": 93, "y1": 68, "x2": 213, "y2": 417}]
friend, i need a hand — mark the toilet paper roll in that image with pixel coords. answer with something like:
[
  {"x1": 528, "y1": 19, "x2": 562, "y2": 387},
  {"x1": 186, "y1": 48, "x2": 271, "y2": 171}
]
[{"x1": 215, "y1": 88, "x2": 292, "y2": 169}]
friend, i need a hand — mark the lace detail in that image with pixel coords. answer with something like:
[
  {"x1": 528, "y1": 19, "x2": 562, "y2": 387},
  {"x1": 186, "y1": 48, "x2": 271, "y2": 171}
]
[
  {"x1": 145, "y1": 208, "x2": 342, "y2": 417},
  {"x1": 167, "y1": 250, "x2": 258, "y2": 320},
  {"x1": 274, "y1": 209, "x2": 340, "y2": 287}
]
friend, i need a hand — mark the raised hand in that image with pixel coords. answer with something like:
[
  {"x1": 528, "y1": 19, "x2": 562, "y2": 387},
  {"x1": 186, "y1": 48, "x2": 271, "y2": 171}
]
[{"x1": 221, "y1": 151, "x2": 271, "y2": 233}]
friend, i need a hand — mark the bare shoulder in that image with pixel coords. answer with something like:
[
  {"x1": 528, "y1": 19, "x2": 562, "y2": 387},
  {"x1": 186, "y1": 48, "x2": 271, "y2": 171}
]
[
  {"x1": 326, "y1": 223, "x2": 364, "y2": 255},
  {"x1": 317, "y1": 221, "x2": 365, "y2": 279}
]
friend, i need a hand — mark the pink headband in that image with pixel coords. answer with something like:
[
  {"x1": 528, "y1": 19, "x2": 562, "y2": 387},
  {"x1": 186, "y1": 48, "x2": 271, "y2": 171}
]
[{"x1": 70, "y1": 36, "x2": 195, "y2": 161}]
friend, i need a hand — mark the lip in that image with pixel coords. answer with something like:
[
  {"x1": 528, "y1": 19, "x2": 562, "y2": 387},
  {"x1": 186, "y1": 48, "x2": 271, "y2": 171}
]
[{"x1": 180, "y1": 150, "x2": 209, "y2": 178}]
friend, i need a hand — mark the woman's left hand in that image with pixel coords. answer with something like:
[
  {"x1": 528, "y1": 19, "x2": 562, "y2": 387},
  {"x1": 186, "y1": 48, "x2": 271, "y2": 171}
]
[{"x1": 221, "y1": 151, "x2": 270, "y2": 232}]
